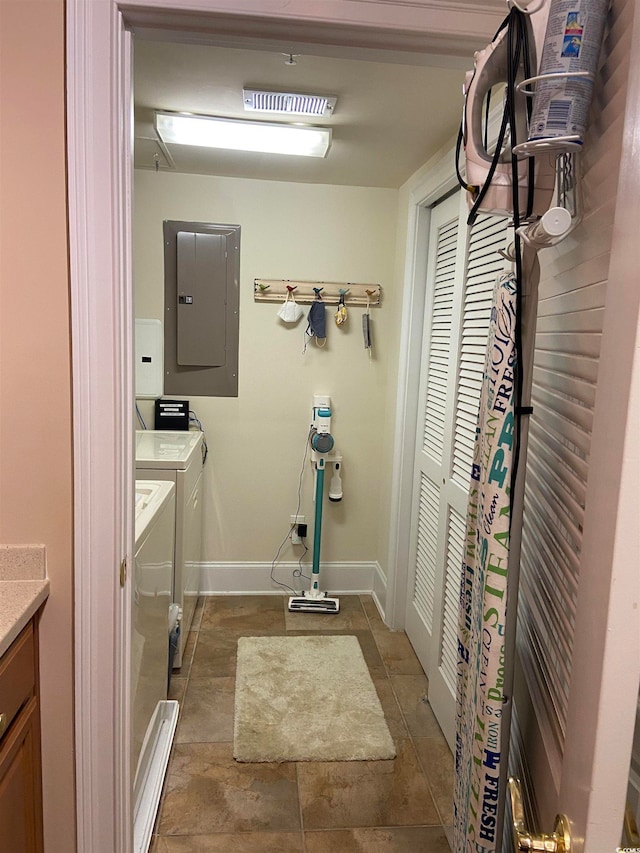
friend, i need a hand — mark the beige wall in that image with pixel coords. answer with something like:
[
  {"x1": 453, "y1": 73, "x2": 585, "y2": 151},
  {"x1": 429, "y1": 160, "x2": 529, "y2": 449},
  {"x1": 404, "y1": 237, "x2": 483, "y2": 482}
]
[
  {"x1": 0, "y1": 1, "x2": 76, "y2": 849},
  {"x1": 134, "y1": 171, "x2": 400, "y2": 577}
]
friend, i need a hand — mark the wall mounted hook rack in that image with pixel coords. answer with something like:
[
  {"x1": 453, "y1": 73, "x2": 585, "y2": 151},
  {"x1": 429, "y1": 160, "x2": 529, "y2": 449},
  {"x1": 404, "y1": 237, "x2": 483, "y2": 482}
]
[{"x1": 254, "y1": 279, "x2": 382, "y2": 306}]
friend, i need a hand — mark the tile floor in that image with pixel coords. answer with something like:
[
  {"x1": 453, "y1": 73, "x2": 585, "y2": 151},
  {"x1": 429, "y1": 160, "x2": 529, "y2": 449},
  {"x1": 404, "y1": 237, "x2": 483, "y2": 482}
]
[{"x1": 150, "y1": 594, "x2": 454, "y2": 852}]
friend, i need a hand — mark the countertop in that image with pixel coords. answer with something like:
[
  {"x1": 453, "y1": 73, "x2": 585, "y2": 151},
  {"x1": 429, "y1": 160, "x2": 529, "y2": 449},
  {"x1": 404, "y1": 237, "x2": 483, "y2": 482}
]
[{"x1": 0, "y1": 546, "x2": 50, "y2": 658}]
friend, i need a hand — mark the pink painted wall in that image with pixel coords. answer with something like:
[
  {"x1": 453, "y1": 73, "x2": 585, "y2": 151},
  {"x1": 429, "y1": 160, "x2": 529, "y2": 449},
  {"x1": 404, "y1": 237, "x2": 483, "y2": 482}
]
[{"x1": 0, "y1": 1, "x2": 76, "y2": 849}]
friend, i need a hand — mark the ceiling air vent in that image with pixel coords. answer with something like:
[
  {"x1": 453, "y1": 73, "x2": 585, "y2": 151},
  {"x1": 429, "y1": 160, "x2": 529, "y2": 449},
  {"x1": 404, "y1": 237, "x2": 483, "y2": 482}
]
[{"x1": 243, "y1": 89, "x2": 337, "y2": 117}]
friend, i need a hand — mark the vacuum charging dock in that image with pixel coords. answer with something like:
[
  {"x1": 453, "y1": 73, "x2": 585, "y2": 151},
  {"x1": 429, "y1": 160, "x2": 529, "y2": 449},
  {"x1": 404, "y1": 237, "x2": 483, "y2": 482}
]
[
  {"x1": 288, "y1": 396, "x2": 341, "y2": 615},
  {"x1": 288, "y1": 591, "x2": 340, "y2": 613}
]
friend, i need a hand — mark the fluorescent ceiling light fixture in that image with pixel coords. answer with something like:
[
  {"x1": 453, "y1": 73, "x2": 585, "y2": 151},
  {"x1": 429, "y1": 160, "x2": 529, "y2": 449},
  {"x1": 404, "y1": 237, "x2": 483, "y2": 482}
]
[{"x1": 154, "y1": 112, "x2": 331, "y2": 158}]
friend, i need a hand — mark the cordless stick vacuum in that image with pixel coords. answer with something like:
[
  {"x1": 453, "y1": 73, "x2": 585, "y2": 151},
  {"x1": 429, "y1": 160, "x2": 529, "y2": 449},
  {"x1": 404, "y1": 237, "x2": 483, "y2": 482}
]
[{"x1": 288, "y1": 396, "x2": 342, "y2": 614}]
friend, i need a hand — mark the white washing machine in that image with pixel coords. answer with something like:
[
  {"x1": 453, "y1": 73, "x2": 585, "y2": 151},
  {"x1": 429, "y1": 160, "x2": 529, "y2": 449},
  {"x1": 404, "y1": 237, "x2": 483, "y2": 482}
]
[
  {"x1": 135, "y1": 429, "x2": 204, "y2": 668},
  {"x1": 133, "y1": 479, "x2": 179, "y2": 853}
]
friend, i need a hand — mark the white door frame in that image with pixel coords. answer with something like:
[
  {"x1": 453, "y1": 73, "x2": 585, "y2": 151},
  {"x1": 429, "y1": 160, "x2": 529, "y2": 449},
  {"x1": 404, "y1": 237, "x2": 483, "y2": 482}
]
[
  {"x1": 67, "y1": 2, "x2": 134, "y2": 851},
  {"x1": 67, "y1": 0, "x2": 640, "y2": 850},
  {"x1": 67, "y1": 3, "x2": 502, "y2": 849}
]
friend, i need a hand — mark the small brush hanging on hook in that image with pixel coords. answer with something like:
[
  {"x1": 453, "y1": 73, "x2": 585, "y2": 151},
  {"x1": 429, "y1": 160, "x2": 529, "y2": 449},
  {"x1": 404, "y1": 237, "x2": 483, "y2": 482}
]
[
  {"x1": 334, "y1": 288, "x2": 349, "y2": 327},
  {"x1": 362, "y1": 289, "x2": 374, "y2": 358}
]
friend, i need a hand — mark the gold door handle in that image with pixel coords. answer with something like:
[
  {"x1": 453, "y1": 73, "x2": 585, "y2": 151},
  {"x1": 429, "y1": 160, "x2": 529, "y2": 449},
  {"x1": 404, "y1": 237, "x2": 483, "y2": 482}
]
[
  {"x1": 508, "y1": 777, "x2": 572, "y2": 852},
  {"x1": 0, "y1": 713, "x2": 6, "y2": 736}
]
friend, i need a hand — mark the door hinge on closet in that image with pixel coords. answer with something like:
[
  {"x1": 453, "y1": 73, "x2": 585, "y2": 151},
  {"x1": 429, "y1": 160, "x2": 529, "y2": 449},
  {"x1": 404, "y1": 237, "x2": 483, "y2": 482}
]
[{"x1": 119, "y1": 557, "x2": 128, "y2": 587}]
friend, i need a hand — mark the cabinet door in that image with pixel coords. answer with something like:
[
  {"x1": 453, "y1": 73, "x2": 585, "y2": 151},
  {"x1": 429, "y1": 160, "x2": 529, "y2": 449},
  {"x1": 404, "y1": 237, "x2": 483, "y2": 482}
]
[{"x1": 0, "y1": 697, "x2": 43, "y2": 853}]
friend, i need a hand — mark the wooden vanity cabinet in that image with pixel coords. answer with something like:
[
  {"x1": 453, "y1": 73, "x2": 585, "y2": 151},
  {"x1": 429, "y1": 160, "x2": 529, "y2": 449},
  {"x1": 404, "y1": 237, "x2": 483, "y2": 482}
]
[{"x1": 0, "y1": 619, "x2": 44, "y2": 853}]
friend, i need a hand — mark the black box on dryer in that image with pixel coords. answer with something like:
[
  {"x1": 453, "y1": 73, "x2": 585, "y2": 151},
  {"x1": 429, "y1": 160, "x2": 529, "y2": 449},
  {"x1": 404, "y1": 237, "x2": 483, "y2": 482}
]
[{"x1": 154, "y1": 399, "x2": 189, "y2": 430}]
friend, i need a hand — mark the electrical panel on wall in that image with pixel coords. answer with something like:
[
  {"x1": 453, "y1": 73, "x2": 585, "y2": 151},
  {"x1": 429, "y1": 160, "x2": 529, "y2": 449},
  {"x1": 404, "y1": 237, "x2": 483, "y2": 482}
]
[{"x1": 163, "y1": 220, "x2": 240, "y2": 397}]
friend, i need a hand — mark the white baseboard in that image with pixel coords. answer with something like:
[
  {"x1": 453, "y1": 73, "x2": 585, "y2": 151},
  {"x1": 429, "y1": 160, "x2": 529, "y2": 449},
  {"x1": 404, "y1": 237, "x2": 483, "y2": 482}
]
[
  {"x1": 199, "y1": 561, "x2": 386, "y2": 598},
  {"x1": 372, "y1": 562, "x2": 388, "y2": 620}
]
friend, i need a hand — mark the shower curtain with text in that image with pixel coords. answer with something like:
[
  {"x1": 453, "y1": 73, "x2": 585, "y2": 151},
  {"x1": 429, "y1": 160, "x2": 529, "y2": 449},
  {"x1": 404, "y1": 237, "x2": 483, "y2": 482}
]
[{"x1": 453, "y1": 271, "x2": 517, "y2": 853}]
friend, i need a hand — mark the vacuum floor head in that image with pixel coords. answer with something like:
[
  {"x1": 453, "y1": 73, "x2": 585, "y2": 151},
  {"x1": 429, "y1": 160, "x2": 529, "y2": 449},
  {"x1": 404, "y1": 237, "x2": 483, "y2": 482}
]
[{"x1": 288, "y1": 595, "x2": 340, "y2": 614}]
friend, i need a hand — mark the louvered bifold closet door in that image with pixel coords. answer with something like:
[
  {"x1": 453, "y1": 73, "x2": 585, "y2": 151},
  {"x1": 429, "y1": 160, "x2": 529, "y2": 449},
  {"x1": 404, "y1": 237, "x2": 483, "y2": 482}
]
[
  {"x1": 426, "y1": 211, "x2": 509, "y2": 747},
  {"x1": 404, "y1": 191, "x2": 508, "y2": 750},
  {"x1": 405, "y1": 192, "x2": 465, "y2": 679}
]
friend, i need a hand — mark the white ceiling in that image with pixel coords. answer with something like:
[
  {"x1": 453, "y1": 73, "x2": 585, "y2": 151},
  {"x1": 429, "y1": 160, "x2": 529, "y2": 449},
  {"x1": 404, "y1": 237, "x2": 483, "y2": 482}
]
[{"x1": 133, "y1": 37, "x2": 477, "y2": 189}]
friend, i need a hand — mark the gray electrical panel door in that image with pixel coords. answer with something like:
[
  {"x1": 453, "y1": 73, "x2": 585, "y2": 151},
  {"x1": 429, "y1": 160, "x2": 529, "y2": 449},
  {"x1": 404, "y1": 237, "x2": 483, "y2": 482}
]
[
  {"x1": 164, "y1": 221, "x2": 240, "y2": 397},
  {"x1": 176, "y1": 231, "x2": 226, "y2": 367}
]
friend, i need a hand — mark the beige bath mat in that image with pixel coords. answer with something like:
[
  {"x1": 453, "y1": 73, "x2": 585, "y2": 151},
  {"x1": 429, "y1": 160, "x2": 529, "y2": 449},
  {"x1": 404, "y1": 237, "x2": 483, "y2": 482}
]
[{"x1": 234, "y1": 635, "x2": 396, "y2": 763}]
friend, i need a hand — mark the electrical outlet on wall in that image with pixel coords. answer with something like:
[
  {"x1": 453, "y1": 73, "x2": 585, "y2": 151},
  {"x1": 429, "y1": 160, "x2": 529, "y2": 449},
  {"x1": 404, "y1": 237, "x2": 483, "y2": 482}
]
[{"x1": 290, "y1": 515, "x2": 305, "y2": 545}]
